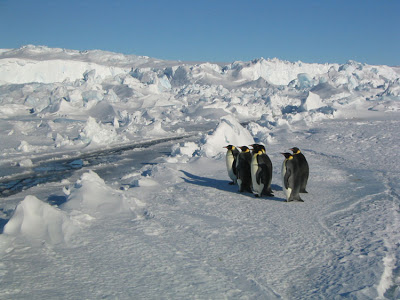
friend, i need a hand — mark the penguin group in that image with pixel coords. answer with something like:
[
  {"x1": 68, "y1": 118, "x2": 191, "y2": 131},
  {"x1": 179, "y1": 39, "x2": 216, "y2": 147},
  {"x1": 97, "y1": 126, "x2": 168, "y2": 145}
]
[{"x1": 224, "y1": 144, "x2": 309, "y2": 202}]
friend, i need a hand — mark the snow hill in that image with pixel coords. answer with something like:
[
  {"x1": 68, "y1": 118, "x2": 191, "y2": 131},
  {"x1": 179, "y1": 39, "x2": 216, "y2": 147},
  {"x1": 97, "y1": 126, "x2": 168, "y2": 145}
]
[{"x1": 0, "y1": 45, "x2": 399, "y2": 299}]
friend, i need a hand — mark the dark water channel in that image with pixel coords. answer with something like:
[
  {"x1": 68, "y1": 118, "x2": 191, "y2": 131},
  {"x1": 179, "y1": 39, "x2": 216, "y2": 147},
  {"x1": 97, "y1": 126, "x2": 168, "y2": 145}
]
[{"x1": 0, "y1": 134, "x2": 194, "y2": 198}]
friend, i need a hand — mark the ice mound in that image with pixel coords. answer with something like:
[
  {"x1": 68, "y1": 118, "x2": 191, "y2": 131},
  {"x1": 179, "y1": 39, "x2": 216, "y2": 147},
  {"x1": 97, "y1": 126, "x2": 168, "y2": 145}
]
[
  {"x1": 3, "y1": 195, "x2": 78, "y2": 245},
  {"x1": 296, "y1": 73, "x2": 318, "y2": 89},
  {"x1": 78, "y1": 116, "x2": 121, "y2": 145},
  {"x1": 18, "y1": 158, "x2": 33, "y2": 167},
  {"x1": 62, "y1": 171, "x2": 136, "y2": 216},
  {"x1": 17, "y1": 140, "x2": 45, "y2": 153},
  {"x1": 171, "y1": 142, "x2": 199, "y2": 157},
  {"x1": 140, "y1": 120, "x2": 168, "y2": 136},
  {"x1": 302, "y1": 91, "x2": 325, "y2": 111},
  {"x1": 200, "y1": 115, "x2": 254, "y2": 157},
  {"x1": 87, "y1": 101, "x2": 118, "y2": 123},
  {"x1": 0, "y1": 57, "x2": 127, "y2": 85},
  {"x1": 246, "y1": 122, "x2": 275, "y2": 144},
  {"x1": 235, "y1": 58, "x2": 334, "y2": 85}
]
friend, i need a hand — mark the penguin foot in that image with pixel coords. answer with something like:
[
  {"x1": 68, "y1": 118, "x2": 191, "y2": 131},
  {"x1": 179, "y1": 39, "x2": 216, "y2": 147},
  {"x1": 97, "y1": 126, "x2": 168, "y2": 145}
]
[
  {"x1": 229, "y1": 181, "x2": 235, "y2": 185},
  {"x1": 265, "y1": 193, "x2": 274, "y2": 197},
  {"x1": 254, "y1": 194, "x2": 260, "y2": 198},
  {"x1": 300, "y1": 189, "x2": 308, "y2": 193},
  {"x1": 286, "y1": 199, "x2": 304, "y2": 202}
]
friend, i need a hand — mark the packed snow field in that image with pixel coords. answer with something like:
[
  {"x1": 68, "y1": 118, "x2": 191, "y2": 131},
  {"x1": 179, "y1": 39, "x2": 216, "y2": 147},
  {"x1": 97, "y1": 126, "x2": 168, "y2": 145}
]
[{"x1": 0, "y1": 45, "x2": 399, "y2": 299}]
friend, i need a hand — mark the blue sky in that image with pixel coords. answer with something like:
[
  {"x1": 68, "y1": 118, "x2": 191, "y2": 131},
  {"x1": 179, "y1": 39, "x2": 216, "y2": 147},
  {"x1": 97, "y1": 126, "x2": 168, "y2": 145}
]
[{"x1": 1, "y1": 0, "x2": 399, "y2": 65}]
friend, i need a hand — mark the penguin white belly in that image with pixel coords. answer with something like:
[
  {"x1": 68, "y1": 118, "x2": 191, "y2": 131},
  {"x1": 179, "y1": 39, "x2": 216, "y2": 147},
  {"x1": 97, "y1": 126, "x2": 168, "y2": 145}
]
[
  {"x1": 251, "y1": 154, "x2": 263, "y2": 196},
  {"x1": 226, "y1": 152, "x2": 236, "y2": 182}
]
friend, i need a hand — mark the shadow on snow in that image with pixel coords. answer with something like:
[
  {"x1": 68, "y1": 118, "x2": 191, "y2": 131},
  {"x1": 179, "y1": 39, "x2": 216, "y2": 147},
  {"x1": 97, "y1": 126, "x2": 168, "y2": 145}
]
[{"x1": 180, "y1": 170, "x2": 285, "y2": 202}]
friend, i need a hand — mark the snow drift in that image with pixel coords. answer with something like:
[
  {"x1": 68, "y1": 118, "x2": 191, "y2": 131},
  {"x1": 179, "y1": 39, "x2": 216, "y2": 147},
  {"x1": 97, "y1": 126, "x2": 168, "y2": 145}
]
[
  {"x1": 3, "y1": 195, "x2": 78, "y2": 245},
  {"x1": 62, "y1": 171, "x2": 138, "y2": 217},
  {"x1": 200, "y1": 115, "x2": 255, "y2": 157}
]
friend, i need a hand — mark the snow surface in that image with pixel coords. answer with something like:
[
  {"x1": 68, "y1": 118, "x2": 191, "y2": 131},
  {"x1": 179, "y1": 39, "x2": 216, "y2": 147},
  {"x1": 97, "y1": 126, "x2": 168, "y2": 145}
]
[{"x1": 0, "y1": 45, "x2": 399, "y2": 299}]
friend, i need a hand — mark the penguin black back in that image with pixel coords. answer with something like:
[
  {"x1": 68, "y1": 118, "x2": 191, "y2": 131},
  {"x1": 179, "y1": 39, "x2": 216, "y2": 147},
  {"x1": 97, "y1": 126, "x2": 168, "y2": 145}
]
[
  {"x1": 250, "y1": 144, "x2": 274, "y2": 197},
  {"x1": 236, "y1": 146, "x2": 252, "y2": 193},
  {"x1": 281, "y1": 152, "x2": 303, "y2": 202},
  {"x1": 290, "y1": 147, "x2": 309, "y2": 193}
]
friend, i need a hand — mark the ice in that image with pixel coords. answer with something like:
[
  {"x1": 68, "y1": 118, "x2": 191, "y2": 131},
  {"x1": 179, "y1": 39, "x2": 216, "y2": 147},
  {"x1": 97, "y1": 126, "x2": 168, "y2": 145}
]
[
  {"x1": 78, "y1": 116, "x2": 121, "y2": 146},
  {"x1": 171, "y1": 141, "x2": 199, "y2": 157},
  {"x1": 3, "y1": 195, "x2": 78, "y2": 245},
  {"x1": 302, "y1": 91, "x2": 325, "y2": 111},
  {"x1": 200, "y1": 115, "x2": 254, "y2": 157},
  {"x1": 18, "y1": 158, "x2": 33, "y2": 167},
  {"x1": 296, "y1": 73, "x2": 317, "y2": 89},
  {"x1": 62, "y1": 171, "x2": 135, "y2": 217}
]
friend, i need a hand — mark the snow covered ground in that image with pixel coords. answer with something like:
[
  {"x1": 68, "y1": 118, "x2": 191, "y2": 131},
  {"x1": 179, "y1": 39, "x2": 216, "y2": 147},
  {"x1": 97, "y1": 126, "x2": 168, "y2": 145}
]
[{"x1": 0, "y1": 45, "x2": 399, "y2": 299}]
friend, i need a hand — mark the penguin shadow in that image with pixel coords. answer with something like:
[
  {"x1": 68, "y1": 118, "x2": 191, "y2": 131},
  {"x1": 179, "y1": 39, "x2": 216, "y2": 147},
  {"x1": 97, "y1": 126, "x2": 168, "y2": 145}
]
[
  {"x1": 180, "y1": 170, "x2": 235, "y2": 194},
  {"x1": 0, "y1": 218, "x2": 8, "y2": 234},
  {"x1": 0, "y1": 207, "x2": 13, "y2": 234},
  {"x1": 180, "y1": 170, "x2": 285, "y2": 202}
]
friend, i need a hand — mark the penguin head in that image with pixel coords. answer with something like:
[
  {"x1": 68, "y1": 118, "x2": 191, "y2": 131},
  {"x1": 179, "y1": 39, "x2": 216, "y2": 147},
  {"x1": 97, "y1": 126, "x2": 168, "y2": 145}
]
[
  {"x1": 250, "y1": 144, "x2": 265, "y2": 154},
  {"x1": 281, "y1": 152, "x2": 293, "y2": 160},
  {"x1": 249, "y1": 144, "x2": 259, "y2": 153},
  {"x1": 239, "y1": 146, "x2": 250, "y2": 153},
  {"x1": 224, "y1": 145, "x2": 236, "y2": 150},
  {"x1": 290, "y1": 147, "x2": 301, "y2": 154}
]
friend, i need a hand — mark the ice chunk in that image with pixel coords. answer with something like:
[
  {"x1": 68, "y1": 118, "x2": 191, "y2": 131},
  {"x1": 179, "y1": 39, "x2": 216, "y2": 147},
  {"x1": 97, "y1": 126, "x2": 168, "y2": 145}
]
[
  {"x1": 3, "y1": 195, "x2": 78, "y2": 245},
  {"x1": 78, "y1": 116, "x2": 119, "y2": 145},
  {"x1": 200, "y1": 115, "x2": 254, "y2": 157},
  {"x1": 62, "y1": 171, "x2": 136, "y2": 216},
  {"x1": 171, "y1": 142, "x2": 199, "y2": 157},
  {"x1": 302, "y1": 91, "x2": 325, "y2": 111},
  {"x1": 296, "y1": 73, "x2": 317, "y2": 89},
  {"x1": 18, "y1": 158, "x2": 33, "y2": 167},
  {"x1": 24, "y1": 95, "x2": 50, "y2": 112}
]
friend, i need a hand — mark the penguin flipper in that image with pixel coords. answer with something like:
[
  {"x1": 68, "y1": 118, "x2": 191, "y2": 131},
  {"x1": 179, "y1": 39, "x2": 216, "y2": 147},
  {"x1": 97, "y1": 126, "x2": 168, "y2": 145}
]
[
  {"x1": 232, "y1": 158, "x2": 238, "y2": 176},
  {"x1": 256, "y1": 168, "x2": 262, "y2": 185},
  {"x1": 284, "y1": 168, "x2": 291, "y2": 189},
  {"x1": 257, "y1": 164, "x2": 269, "y2": 184}
]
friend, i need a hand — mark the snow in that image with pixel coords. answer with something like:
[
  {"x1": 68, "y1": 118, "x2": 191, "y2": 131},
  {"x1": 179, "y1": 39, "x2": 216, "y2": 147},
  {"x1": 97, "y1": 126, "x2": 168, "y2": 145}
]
[
  {"x1": 0, "y1": 45, "x2": 399, "y2": 299},
  {"x1": 200, "y1": 115, "x2": 255, "y2": 157},
  {"x1": 62, "y1": 170, "x2": 138, "y2": 217},
  {"x1": 3, "y1": 195, "x2": 78, "y2": 245}
]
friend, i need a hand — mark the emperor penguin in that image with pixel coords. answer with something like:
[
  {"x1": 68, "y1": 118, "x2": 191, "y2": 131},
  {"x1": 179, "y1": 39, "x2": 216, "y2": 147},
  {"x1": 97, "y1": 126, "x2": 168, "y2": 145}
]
[
  {"x1": 290, "y1": 147, "x2": 309, "y2": 193},
  {"x1": 250, "y1": 144, "x2": 274, "y2": 197},
  {"x1": 224, "y1": 145, "x2": 239, "y2": 185},
  {"x1": 281, "y1": 153, "x2": 303, "y2": 202},
  {"x1": 236, "y1": 146, "x2": 252, "y2": 193}
]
